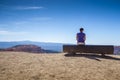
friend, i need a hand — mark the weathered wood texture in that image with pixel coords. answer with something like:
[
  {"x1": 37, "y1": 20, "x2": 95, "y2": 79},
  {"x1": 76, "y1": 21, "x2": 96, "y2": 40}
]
[{"x1": 63, "y1": 45, "x2": 114, "y2": 54}]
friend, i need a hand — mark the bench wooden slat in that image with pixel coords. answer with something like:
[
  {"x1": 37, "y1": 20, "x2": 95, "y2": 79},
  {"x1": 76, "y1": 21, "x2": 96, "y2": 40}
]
[{"x1": 63, "y1": 45, "x2": 114, "y2": 54}]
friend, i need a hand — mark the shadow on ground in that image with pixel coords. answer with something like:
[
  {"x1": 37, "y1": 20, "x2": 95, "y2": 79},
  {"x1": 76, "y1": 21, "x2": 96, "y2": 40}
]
[{"x1": 64, "y1": 53, "x2": 120, "y2": 61}]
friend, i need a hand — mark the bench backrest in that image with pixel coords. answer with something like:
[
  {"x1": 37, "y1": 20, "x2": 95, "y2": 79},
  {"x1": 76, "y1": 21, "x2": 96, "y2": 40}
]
[{"x1": 63, "y1": 45, "x2": 114, "y2": 54}]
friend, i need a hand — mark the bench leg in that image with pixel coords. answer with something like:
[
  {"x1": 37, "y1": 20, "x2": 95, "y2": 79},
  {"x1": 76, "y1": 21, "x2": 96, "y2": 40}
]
[
  {"x1": 69, "y1": 52, "x2": 76, "y2": 55},
  {"x1": 101, "y1": 53, "x2": 105, "y2": 57}
]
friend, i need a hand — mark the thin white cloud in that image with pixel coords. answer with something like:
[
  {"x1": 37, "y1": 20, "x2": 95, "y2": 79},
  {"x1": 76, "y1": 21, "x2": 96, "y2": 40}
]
[
  {"x1": 0, "y1": 24, "x2": 8, "y2": 27},
  {"x1": 0, "y1": 30, "x2": 28, "y2": 35},
  {"x1": 0, "y1": 4, "x2": 45, "y2": 10},
  {"x1": 13, "y1": 21, "x2": 28, "y2": 25},
  {"x1": 10, "y1": 17, "x2": 52, "y2": 25},
  {"x1": 30, "y1": 17, "x2": 52, "y2": 21},
  {"x1": 14, "y1": 6, "x2": 44, "y2": 10}
]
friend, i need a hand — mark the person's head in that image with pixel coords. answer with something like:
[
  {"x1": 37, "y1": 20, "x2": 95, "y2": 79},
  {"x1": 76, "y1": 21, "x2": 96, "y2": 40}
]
[{"x1": 80, "y1": 28, "x2": 84, "y2": 32}]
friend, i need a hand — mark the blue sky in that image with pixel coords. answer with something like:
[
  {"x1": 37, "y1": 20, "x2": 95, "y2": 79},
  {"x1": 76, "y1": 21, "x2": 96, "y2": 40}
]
[{"x1": 0, "y1": 0, "x2": 120, "y2": 45}]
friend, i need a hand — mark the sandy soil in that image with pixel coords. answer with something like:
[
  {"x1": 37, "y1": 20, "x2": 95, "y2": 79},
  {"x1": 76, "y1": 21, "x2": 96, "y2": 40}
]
[{"x1": 0, "y1": 52, "x2": 120, "y2": 80}]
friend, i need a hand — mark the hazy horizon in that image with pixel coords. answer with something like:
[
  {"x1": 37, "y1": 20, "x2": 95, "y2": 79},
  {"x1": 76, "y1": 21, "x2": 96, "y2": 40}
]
[{"x1": 0, "y1": 0, "x2": 120, "y2": 45}]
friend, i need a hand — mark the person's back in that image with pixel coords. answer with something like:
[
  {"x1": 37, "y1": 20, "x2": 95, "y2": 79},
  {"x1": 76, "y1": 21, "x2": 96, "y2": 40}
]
[{"x1": 76, "y1": 28, "x2": 86, "y2": 45}]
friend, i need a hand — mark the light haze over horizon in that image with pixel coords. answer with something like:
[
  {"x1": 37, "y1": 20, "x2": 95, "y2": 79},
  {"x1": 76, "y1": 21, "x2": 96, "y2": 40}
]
[{"x1": 0, "y1": 0, "x2": 120, "y2": 45}]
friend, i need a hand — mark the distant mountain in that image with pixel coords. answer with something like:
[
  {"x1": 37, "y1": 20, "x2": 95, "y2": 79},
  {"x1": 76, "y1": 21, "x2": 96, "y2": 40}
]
[
  {"x1": 1, "y1": 45, "x2": 42, "y2": 53},
  {"x1": 0, "y1": 44, "x2": 59, "y2": 53},
  {"x1": 0, "y1": 41, "x2": 120, "y2": 54},
  {"x1": 0, "y1": 41, "x2": 64, "y2": 52}
]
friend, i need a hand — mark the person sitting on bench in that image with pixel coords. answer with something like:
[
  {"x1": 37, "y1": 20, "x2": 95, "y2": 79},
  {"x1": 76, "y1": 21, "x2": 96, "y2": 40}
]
[{"x1": 76, "y1": 28, "x2": 86, "y2": 45}]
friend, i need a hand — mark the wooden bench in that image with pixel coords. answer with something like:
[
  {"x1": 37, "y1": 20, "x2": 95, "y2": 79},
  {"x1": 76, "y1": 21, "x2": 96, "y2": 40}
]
[{"x1": 63, "y1": 45, "x2": 114, "y2": 56}]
